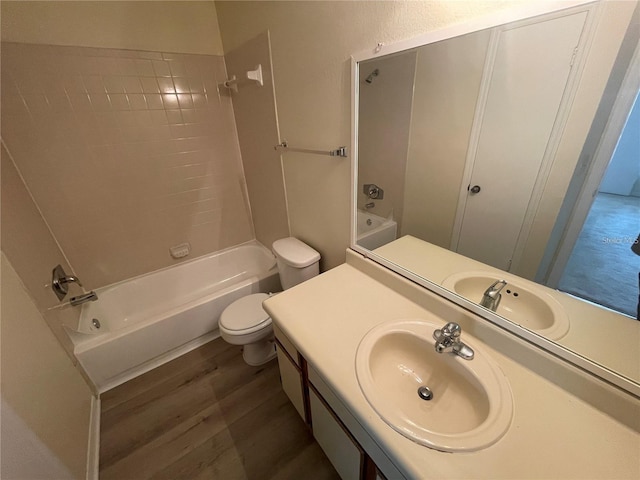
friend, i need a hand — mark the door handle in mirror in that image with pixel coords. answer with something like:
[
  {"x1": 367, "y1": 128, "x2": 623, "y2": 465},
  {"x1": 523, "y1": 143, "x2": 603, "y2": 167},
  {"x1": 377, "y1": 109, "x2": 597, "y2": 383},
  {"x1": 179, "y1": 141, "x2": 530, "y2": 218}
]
[{"x1": 469, "y1": 185, "x2": 481, "y2": 194}]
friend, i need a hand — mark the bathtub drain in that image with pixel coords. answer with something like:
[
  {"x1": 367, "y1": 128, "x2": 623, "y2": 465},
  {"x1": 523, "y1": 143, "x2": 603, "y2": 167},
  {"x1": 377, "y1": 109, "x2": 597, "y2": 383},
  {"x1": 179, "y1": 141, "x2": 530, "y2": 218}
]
[{"x1": 92, "y1": 318, "x2": 101, "y2": 329}]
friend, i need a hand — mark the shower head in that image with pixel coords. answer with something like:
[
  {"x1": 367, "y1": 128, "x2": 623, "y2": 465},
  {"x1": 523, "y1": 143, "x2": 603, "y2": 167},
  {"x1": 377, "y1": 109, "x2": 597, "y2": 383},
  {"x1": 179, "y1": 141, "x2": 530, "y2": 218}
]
[{"x1": 365, "y1": 68, "x2": 379, "y2": 84}]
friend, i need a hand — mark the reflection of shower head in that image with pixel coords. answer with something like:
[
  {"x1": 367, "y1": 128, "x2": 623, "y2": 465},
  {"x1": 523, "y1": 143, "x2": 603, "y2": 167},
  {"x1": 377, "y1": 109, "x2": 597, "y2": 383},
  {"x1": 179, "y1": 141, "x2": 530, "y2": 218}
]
[{"x1": 365, "y1": 68, "x2": 379, "y2": 84}]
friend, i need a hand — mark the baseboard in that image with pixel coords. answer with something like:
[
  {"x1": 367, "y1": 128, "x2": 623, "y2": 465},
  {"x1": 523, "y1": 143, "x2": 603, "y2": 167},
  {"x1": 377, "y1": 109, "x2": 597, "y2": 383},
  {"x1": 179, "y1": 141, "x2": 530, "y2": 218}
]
[{"x1": 86, "y1": 395, "x2": 100, "y2": 480}]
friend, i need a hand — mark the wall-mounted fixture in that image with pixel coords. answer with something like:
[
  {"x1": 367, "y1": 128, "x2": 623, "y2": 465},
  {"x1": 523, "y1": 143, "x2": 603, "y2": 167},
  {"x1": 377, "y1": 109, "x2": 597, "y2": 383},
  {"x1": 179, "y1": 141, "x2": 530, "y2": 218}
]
[
  {"x1": 169, "y1": 242, "x2": 191, "y2": 259},
  {"x1": 363, "y1": 184, "x2": 384, "y2": 199},
  {"x1": 364, "y1": 68, "x2": 380, "y2": 84},
  {"x1": 274, "y1": 140, "x2": 348, "y2": 158},
  {"x1": 52, "y1": 264, "x2": 81, "y2": 301},
  {"x1": 70, "y1": 292, "x2": 98, "y2": 306},
  {"x1": 51, "y1": 264, "x2": 98, "y2": 306},
  {"x1": 223, "y1": 64, "x2": 264, "y2": 92}
]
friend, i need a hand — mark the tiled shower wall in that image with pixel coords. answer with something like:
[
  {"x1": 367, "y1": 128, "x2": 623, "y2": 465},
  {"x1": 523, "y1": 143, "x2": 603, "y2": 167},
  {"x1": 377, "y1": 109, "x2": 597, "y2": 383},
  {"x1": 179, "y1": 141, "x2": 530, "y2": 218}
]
[{"x1": 1, "y1": 42, "x2": 254, "y2": 288}]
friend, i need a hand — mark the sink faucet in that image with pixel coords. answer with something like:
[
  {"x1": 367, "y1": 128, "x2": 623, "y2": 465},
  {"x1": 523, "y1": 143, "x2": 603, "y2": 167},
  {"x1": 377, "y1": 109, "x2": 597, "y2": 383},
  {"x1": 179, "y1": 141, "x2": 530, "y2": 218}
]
[
  {"x1": 480, "y1": 280, "x2": 507, "y2": 312},
  {"x1": 432, "y1": 322, "x2": 474, "y2": 360}
]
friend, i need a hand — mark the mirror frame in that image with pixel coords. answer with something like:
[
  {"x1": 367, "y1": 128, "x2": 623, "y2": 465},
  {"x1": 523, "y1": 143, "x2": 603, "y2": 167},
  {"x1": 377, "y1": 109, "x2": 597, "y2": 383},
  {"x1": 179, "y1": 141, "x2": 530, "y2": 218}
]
[{"x1": 349, "y1": 0, "x2": 640, "y2": 398}]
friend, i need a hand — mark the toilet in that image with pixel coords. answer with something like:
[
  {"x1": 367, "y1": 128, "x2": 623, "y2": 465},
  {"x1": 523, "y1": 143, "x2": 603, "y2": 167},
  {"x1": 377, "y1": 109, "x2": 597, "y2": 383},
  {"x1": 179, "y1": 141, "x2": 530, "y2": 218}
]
[{"x1": 218, "y1": 237, "x2": 321, "y2": 366}]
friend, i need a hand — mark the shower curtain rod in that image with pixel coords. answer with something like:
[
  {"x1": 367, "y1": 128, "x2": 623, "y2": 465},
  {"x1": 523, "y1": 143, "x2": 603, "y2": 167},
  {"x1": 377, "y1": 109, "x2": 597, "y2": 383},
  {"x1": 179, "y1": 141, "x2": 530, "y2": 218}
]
[{"x1": 274, "y1": 141, "x2": 348, "y2": 158}]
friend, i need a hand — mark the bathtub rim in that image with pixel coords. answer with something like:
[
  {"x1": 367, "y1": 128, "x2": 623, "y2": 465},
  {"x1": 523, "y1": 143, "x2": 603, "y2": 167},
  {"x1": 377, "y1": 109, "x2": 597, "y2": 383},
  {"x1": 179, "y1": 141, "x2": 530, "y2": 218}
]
[
  {"x1": 69, "y1": 240, "x2": 278, "y2": 348},
  {"x1": 88, "y1": 239, "x2": 276, "y2": 295},
  {"x1": 71, "y1": 272, "x2": 279, "y2": 354},
  {"x1": 357, "y1": 209, "x2": 398, "y2": 239}
]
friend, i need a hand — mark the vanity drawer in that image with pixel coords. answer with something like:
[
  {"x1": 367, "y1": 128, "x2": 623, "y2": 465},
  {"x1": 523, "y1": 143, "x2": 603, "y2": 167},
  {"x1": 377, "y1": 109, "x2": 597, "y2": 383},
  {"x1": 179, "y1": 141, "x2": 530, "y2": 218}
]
[
  {"x1": 309, "y1": 388, "x2": 363, "y2": 480},
  {"x1": 308, "y1": 365, "x2": 406, "y2": 480},
  {"x1": 274, "y1": 324, "x2": 300, "y2": 367},
  {"x1": 273, "y1": 324, "x2": 406, "y2": 479},
  {"x1": 274, "y1": 339, "x2": 306, "y2": 421}
]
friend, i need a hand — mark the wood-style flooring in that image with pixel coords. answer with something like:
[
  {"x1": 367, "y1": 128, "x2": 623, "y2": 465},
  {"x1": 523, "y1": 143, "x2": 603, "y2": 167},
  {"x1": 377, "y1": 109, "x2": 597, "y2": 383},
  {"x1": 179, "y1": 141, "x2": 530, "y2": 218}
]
[{"x1": 100, "y1": 338, "x2": 340, "y2": 479}]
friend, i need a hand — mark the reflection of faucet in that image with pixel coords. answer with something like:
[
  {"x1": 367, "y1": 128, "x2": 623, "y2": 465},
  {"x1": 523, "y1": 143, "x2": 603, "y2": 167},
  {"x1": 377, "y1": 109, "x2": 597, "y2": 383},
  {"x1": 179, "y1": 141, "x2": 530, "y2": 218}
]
[
  {"x1": 364, "y1": 202, "x2": 375, "y2": 209},
  {"x1": 433, "y1": 322, "x2": 474, "y2": 360},
  {"x1": 480, "y1": 280, "x2": 507, "y2": 312}
]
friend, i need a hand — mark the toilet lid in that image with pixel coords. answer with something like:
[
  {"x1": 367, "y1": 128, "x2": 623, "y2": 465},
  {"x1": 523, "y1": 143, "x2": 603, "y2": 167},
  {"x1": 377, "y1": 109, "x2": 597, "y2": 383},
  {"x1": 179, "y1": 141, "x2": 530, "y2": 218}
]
[{"x1": 220, "y1": 293, "x2": 270, "y2": 331}]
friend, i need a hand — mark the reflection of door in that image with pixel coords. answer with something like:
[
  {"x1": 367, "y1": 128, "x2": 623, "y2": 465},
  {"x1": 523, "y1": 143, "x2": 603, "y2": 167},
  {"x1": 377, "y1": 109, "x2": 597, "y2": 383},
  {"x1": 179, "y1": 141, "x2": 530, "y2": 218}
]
[{"x1": 452, "y1": 11, "x2": 588, "y2": 271}]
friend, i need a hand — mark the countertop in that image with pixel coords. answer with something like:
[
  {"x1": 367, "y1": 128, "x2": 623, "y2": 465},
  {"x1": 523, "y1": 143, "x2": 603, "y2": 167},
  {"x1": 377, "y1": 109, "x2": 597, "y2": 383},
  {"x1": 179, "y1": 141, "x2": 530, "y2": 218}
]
[
  {"x1": 263, "y1": 249, "x2": 640, "y2": 479},
  {"x1": 373, "y1": 235, "x2": 640, "y2": 384}
]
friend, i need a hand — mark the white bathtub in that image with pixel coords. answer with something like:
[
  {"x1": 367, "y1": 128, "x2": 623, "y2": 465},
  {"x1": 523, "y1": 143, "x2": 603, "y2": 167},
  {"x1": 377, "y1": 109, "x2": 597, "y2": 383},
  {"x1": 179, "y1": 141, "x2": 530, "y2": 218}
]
[
  {"x1": 357, "y1": 210, "x2": 398, "y2": 250},
  {"x1": 69, "y1": 241, "x2": 281, "y2": 392}
]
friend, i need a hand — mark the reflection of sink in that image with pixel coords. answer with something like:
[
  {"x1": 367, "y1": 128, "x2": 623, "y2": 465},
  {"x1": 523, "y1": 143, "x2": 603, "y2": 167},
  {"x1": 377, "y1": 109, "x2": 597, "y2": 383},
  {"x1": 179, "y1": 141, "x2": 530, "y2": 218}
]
[
  {"x1": 443, "y1": 271, "x2": 570, "y2": 340},
  {"x1": 355, "y1": 319, "x2": 513, "y2": 452}
]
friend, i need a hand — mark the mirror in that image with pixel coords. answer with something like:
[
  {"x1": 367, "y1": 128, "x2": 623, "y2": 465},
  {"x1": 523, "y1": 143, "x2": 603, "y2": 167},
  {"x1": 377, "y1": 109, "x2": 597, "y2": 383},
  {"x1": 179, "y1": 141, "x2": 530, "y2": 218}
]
[{"x1": 351, "y1": 1, "x2": 640, "y2": 393}]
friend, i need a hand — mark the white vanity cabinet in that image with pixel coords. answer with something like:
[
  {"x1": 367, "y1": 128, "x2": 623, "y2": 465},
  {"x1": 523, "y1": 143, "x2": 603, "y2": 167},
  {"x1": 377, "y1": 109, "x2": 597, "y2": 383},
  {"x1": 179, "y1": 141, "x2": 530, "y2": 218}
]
[
  {"x1": 308, "y1": 388, "x2": 363, "y2": 479},
  {"x1": 274, "y1": 325, "x2": 306, "y2": 420},
  {"x1": 264, "y1": 255, "x2": 640, "y2": 479},
  {"x1": 274, "y1": 325, "x2": 404, "y2": 480}
]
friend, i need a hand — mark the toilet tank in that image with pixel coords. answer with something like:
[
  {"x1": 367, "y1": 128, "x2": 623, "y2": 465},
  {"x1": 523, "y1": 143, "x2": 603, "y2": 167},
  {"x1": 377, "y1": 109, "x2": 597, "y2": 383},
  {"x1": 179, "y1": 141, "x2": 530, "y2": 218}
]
[{"x1": 272, "y1": 237, "x2": 321, "y2": 290}]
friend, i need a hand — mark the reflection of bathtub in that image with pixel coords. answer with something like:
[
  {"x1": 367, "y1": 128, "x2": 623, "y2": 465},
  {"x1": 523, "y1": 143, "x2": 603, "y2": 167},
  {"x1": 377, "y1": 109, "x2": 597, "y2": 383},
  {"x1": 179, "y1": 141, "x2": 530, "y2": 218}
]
[{"x1": 357, "y1": 210, "x2": 398, "y2": 250}]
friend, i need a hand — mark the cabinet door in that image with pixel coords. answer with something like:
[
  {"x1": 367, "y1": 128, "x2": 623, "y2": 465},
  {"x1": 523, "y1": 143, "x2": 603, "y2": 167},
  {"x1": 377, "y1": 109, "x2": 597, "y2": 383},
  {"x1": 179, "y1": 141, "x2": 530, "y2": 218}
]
[
  {"x1": 275, "y1": 343, "x2": 306, "y2": 420},
  {"x1": 310, "y1": 388, "x2": 363, "y2": 480}
]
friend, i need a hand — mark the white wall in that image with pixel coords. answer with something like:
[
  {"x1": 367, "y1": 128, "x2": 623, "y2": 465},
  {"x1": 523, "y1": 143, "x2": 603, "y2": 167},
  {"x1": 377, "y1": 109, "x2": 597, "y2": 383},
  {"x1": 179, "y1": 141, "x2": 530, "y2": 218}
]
[
  {"x1": 358, "y1": 50, "x2": 417, "y2": 227},
  {"x1": 402, "y1": 29, "x2": 490, "y2": 248},
  {"x1": 520, "y1": 1, "x2": 638, "y2": 279},
  {"x1": 0, "y1": 399, "x2": 75, "y2": 480},
  {"x1": 1, "y1": 254, "x2": 94, "y2": 479},
  {"x1": 224, "y1": 32, "x2": 290, "y2": 248},
  {"x1": 216, "y1": 0, "x2": 524, "y2": 270},
  {"x1": 1, "y1": 0, "x2": 224, "y2": 55},
  {"x1": 599, "y1": 90, "x2": 640, "y2": 196},
  {"x1": 1, "y1": 144, "x2": 81, "y2": 356}
]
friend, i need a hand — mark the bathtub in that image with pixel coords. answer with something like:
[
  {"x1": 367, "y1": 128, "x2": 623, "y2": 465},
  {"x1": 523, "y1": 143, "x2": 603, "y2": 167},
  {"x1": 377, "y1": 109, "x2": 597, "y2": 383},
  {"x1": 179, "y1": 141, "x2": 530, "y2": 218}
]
[
  {"x1": 357, "y1": 210, "x2": 398, "y2": 250},
  {"x1": 69, "y1": 241, "x2": 281, "y2": 392}
]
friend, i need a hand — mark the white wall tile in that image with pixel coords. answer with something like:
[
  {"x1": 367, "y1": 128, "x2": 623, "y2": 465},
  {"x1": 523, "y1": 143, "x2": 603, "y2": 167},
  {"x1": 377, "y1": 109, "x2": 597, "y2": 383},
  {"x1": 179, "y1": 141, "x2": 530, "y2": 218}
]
[{"x1": 1, "y1": 42, "x2": 253, "y2": 288}]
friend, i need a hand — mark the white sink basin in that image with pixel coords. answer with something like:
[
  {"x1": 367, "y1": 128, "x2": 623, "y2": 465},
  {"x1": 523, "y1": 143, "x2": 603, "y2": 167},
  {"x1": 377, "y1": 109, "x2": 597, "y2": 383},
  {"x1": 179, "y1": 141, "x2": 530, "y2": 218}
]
[
  {"x1": 355, "y1": 318, "x2": 513, "y2": 452},
  {"x1": 442, "y1": 271, "x2": 570, "y2": 340}
]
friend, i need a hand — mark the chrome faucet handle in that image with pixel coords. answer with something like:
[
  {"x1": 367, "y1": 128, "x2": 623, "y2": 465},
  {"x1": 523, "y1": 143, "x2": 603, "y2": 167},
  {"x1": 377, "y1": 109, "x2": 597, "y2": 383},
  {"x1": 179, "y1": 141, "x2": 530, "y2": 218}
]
[
  {"x1": 433, "y1": 322, "x2": 461, "y2": 343},
  {"x1": 486, "y1": 280, "x2": 507, "y2": 296},
  {"x1": 51, "y1": 264, "x2": 83, "y2": 301},
  {"x1": 441, "y1": 322, "x2": 461, "y2": 338},
  {"x1": 433, "y1": 322, "x2": 474, "y2": 360},
  {"x1": 58, "y1": 275, "x2": 82, "y2": 286},
  {"x1": 480, "y1": 280, "x2": 507, "y2": 312}
]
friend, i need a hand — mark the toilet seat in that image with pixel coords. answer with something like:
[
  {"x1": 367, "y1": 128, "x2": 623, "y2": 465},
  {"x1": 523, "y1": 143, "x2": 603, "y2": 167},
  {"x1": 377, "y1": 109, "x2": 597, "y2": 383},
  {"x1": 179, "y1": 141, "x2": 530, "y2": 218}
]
[{"x1": 219, "y1": 293, "x2": 271, "y2": 335}]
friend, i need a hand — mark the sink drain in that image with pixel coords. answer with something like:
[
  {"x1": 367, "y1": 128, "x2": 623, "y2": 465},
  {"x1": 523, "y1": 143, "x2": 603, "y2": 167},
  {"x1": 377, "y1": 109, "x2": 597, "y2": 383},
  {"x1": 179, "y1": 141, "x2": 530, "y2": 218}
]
[
  {"x1": 92, "y1": 318, "x2": 101, "y2": 329},
  {"x1": 417, "y1": 386, "x2": 433, "y2": 401}
]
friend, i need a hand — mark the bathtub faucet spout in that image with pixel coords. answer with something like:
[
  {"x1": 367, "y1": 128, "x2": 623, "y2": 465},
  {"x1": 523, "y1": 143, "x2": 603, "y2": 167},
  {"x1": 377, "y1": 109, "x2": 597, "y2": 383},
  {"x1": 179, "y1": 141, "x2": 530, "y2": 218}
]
[{"x1": 70, "y1": 291, "x2": 98, "y2": 306}]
